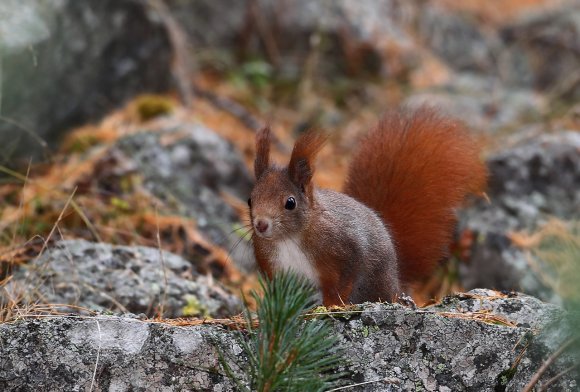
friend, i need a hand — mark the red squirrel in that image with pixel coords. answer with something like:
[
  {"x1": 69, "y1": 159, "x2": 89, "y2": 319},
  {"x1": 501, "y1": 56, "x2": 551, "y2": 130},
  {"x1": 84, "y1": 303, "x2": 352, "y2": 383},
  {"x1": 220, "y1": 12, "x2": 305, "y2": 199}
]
[{"x1": 248, "y1": 106, "x2": 487, "y2": 306}]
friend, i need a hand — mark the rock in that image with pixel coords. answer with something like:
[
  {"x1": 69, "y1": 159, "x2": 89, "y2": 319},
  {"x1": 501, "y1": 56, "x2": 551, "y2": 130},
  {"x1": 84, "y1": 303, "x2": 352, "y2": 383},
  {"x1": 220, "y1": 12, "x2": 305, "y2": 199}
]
[
  {"x1": 2, "y1": 240, "x2": 242, "y2": 318},
  {"x1": 169, "y1": 0, "x2": 421, "y2": 78},
  {"x1": 417, "y1": 4, "x2": 497, "y2": 73},
  {"x1": 166, "y1": 0, "x2": 247, "y2": 48},
  {"x1": 459, "y1": 131, "x2": 580, "y2": 302},
  {"x1": 462, "y1": 130, "x2": 580, "y2": 232},
  {"x1": 0, "y1": 317, "x2": 241, "y2": 391},
  {"x1": 0, "y1": 0, "x2": 172, "y2": 165},
  {"x1": 0, "y1": 293, "x2": 577, "y2": 391},
  {"x1": 458, "y1": 232, "x2": 554, "y2": 303},
  {"x1": 103, "y1": 120, "x2": 253, "y2": 258},
  {"x1": 405, "y1": 73, "x2": 546, "y2": 132},
  {"x1": 486, "y1": 131, "x2": 580, "y2": 222},
  {"x1": 427, "y1": 289, "x2": 563, "y2": 330},
  {"x1": 500, "y1": 4, "x2": 580, "y2": 99}
]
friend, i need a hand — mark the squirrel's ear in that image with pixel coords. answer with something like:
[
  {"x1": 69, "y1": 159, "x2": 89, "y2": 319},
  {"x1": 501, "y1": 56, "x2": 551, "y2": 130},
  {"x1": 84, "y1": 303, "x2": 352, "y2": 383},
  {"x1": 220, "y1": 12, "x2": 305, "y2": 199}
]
[
  {"x1": 255, "y1": 126, "x2": 271, "y2": 179},
  {"x1": 288, "y1": 131, "x2": 326, "y2": 191}
]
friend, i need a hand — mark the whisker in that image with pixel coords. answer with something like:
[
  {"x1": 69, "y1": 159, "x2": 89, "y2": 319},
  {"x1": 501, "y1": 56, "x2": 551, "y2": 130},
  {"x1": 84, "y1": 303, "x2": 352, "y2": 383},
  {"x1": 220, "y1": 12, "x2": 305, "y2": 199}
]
[
  {"x1": 224, "y1": 227, "x2": 254, "y2": 268},
  {"x1": 227, "y1": 224, "x2": 253, "y2": 237}
]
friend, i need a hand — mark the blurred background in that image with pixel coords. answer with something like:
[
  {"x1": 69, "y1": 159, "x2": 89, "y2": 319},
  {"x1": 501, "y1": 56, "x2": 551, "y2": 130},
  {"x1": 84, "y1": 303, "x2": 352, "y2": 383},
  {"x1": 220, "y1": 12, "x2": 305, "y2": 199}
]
[{"x1": 0, "y1": 0, "x2": 579, "y2": 317}]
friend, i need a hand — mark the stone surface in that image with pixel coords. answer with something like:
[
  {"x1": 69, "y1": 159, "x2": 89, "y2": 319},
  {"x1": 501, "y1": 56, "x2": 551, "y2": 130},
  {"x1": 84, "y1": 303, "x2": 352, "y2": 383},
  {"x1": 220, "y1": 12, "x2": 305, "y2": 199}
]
[
  {"x1": 405, "y1": 73, "x2": 546, "y2": 133},
  {"x1": 484, "y1": 131, "x2": 580, "y2": 225},
  {"x1": 417, "y1": 3, "x2": 497, "y2": 73},
  {"x1": 0, "y1": 317, "x2": 241, "y2": 391},
  {"x1": 108, "y1": 120, "x2": 254, "y2": 254},
  {"x1": 0, "y1": 292, "x2": 577, "y2": 391},
  {"x1": 459, "y1": 131, "x2": 580, "y2": 301},
  {"x1": 427, "y1": 289, "x2": 563, "y2": 330},
  {"x1": 2, "y1": 240, "x2": 242, "y2": 318},
  {"x1": 170, "y1": 0, "x2": 421, "y2": 78},
  {"x1": 501, "y1": 4, "x2": 580, "y2": 97},
  {"x1": 0, "y1": 0, "x2": 172, "y2": 164}
]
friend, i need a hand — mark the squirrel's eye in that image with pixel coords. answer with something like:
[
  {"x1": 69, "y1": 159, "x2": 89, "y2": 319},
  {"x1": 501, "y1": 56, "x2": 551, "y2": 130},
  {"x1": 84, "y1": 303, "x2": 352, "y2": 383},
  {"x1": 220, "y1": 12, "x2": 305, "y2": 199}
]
[
  {"x1": 247, "y1": 198, "x2": 252, "y2": 208},
  {"x1": 285, "y1": 196, "x2": 296, "y2": 210}
]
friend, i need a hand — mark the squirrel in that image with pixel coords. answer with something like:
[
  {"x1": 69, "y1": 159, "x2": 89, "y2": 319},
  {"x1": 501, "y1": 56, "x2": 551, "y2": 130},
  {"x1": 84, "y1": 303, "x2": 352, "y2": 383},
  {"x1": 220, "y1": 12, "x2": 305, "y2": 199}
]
[{"x1": 248, "y1": 106, "x2": 487, "y2": 306}]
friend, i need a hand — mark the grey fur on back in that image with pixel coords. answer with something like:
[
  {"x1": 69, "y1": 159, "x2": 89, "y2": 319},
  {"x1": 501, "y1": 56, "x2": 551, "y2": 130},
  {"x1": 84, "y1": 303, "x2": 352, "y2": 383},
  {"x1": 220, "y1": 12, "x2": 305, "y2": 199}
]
[{"x1": 312, "y1": 189, "x2": 400, "y2": 302}]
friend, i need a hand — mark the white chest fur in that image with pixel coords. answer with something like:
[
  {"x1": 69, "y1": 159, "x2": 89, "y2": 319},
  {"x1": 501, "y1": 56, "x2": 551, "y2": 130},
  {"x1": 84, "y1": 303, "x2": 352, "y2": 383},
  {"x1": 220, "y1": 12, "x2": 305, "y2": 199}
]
[{"x1": 273, "y1": 237, "x2": 320, "y2": 287}]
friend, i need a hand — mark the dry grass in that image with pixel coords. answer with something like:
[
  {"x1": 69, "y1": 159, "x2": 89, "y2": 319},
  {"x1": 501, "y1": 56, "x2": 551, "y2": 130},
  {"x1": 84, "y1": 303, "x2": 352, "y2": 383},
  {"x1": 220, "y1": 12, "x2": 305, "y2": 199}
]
[
  {"x1": 435, "y1": 310, "x2": 518, "y2": 327},
  {"x1": 510, "y1": 219, "x2": 580, "y2": 305},
  {"x1": 436, "y1": 0, "x2": 566, "y2": 25},
  {"x1": 0, "y1": 94, "x2": 261, "y2": 323}
]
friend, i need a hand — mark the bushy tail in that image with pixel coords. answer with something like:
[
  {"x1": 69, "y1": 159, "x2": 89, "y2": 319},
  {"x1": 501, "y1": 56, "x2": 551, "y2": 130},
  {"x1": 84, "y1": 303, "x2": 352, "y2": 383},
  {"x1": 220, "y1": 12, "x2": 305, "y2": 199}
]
[{"x1": 344, "y1": 106, "x2": 487, "y2": 284}]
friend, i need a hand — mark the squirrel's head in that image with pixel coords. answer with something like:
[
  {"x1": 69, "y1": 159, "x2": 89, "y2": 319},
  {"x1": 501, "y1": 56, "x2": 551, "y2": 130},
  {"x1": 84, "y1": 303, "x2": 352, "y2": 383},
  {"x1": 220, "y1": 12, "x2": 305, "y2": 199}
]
[{"x1": 249, "y1": 126, "x2": 326, "y2": 240}]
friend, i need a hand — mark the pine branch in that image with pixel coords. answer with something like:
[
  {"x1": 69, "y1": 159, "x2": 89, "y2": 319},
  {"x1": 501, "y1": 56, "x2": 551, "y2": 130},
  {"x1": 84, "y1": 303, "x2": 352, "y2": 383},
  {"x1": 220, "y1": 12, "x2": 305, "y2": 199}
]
[{"x1": 219, "y1": 272, "x2": 346, "y2": 391}]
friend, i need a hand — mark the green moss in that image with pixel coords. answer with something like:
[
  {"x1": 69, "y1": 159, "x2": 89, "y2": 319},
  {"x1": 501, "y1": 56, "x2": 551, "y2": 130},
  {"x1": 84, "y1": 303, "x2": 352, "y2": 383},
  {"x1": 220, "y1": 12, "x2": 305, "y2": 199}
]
[
  {"x1": 66, "y1": 134, "x2": 102, "y2": 153},
  {"x1": 183, "y1": 295, "x2": 209, "y2": 317},
  {"x1": 110, "y1": 197, "x2": 131, "y2": 212},
  {"x1": 495, "y1": 365, "x2": 518, "y2": 392},
  {"x1": 309, "y1": 306, "x2": 357, "y2": 321},
  {"x1": 135, "y1": 94, "x2": 174, "y2": 121},
  {"x1": 362, "y1": 325, "x2": 369, "y2": 338}
]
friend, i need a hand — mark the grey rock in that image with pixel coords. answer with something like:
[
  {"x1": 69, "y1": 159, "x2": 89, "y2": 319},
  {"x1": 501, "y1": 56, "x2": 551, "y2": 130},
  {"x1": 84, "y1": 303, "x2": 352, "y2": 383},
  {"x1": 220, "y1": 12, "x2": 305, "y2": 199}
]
[
  {"x1": 0, "y1": 294, "x2": 577, "y2": 391},
  {"x1": 170, "y1": 0, "x2": 420, "y2": 78},
  {"x1": 500, "y1": 4, "x2": 580, "y2": 98},
  {"x1": 486, "y1": 131, "x2": 580, "y2": 221},
  {"x1": 458, "y1": 232, "x2": 553, "y2": 303},
  {"x1": 462, "y1": 130, "x2": 580, "y2": 234},
  {"x1": 0, "y1": 317, "x2": 241, "y2": 391},
  {"x1": 3, "y1": 240, "x2": 242, "y2": 318},
  {"x1": 405, "y1": 73, "x2": 546, "y2": 132},
  {"x1": 107, "y1": 120, "x2": 253, "y2": 256},
  {"x1": 166, "y1": 0, "x2": 248, "y2": 48},
  {"x1": 351, "y1": 300, "x2": 577, "y2": 392},
  {"x1": 0, "y1": 0, "x2": 172, "y2": 165},
  {"x1": 427, "y1": 289, "x2": 563, "y2": 329},
  {"x1": 459, "y1": 131, "x2": 580, "y2": 302},
  {"x1": 417, "y1": 4, "x2": 497, "y2": 73}
]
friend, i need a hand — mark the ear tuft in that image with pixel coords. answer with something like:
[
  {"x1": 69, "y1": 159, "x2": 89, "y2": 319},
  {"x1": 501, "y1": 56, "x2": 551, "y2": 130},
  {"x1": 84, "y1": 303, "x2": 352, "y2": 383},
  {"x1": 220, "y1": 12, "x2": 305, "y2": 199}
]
[
  {"x1": 255, "y1": 126, "x2": 271, "y2": 179},
  {"x1": 288, "y1": 131, "x2": 327, "y2": 189}
]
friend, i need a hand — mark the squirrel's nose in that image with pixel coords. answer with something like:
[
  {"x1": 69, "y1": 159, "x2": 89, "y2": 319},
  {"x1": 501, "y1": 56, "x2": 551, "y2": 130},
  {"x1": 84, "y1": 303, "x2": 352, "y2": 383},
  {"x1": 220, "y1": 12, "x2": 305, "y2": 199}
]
[{"x1": 255, "y1": 219, "x2": 270, "y2": 234}]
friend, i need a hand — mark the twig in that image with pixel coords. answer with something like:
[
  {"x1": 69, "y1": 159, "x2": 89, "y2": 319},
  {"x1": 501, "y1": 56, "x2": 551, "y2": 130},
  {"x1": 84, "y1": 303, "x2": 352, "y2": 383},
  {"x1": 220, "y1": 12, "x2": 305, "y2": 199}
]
[
  {"x1": 155, "y1": 206, "x2": 169, "y2": 318},
  {"x1": 327, "y1": 377, "x2": 400, "y2": 391},
  {"x1": 191, "y1": 85, "x2": 289, "y2": 152},
  {"x1": 82, "y1": 283, "x2": 130, "y2": 314},
  {"x1": 36, "y1": 189, "x2": 77, "y2": 253},
  {"x1": 70, "y1": 201, "x2": 102, "y2": 242},
  {"x1": 0, "y1": 164, "x2": 30, "y2": 182},
  {"x1": 0, "y1": 115, "x2": 48, "y2": 149},
  {"x1": 89, "y1": 319, "x2": 102, "y2": 392},
  {"x1": 522, "y1": 337, "x2": 578, "y2": 392},
  {"x1": 192, "y1": 85, "x2": 263, "y2": 131},
  {"x1": 147, "y1": 0, "x2": 194, "y2": 107},
  {"x1": 539, "y1": 364, "x2": 579, "y2": 392},
  {"x1": 248, "y1": 0, "x2": 280, "y2": 67},
  {"x1": 21, "y1": 188, "x2": 77, "y2": 292},
  {"x1": 12, "y1": 160, "x2": 31, "y2": 248}
]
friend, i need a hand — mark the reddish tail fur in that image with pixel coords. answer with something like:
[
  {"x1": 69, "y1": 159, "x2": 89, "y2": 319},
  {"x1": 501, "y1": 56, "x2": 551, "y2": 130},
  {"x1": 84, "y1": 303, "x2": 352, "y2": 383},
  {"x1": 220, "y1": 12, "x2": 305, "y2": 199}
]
[{"x1": 344, "y1": 106, "x2": 487, "y2": 284}]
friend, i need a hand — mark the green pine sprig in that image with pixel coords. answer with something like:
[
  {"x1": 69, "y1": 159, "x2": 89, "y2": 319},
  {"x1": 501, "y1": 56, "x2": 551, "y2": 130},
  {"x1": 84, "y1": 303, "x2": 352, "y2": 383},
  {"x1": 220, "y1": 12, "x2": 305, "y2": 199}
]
[{"x1": 219, "y1": 272, "x2": 345, "y2": 391}]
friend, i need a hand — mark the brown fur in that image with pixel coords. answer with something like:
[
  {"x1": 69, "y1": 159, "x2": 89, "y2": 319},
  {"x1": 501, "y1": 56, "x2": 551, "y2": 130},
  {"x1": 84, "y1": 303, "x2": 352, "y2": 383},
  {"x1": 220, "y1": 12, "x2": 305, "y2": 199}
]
[
  {"x1": 254, "y1": 126, "x2": 271, "y2": 179},
  {"x1": 288, "y1": 132, "x2": 327, "y2": 198},
  {"x1": 344, "y1": 106, "x2": 487, "y2": 284},
  {"x1": 253, "y1": 240, "x2": 274, "y2": 278},
  {"x1": 249, "y1": 106, "x2": 486, "y2": 305}
]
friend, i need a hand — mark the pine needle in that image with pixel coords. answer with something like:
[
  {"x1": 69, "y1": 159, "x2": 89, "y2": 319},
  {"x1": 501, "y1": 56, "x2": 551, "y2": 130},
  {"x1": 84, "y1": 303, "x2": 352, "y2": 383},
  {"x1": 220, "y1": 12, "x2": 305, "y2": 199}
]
[{"x1": 218, "y1": 273, "x2": 346, "y2": 391}]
